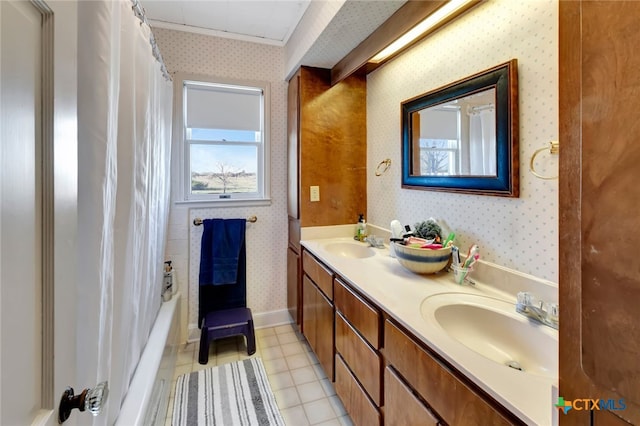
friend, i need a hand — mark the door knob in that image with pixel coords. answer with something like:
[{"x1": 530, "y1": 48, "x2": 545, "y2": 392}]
[{"x1": 58, "y1": 381, "x2": 108, "y2": 423}]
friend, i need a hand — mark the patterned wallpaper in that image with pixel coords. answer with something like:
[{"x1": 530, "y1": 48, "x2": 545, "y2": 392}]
[
  {"x1": 284, "y1": 0, "x2": 344, "y2": 77},
  {"x1": 155, "y1": 28, "x2": 289, "y2": 339},
  {"x1": 158, "y1": 0, "x2": 560, "y2": 341},
  {"x1": 367, "y1": 0, "x2": 559, "y2": 282},
  {"x1": 284, "y1": 0, "x2": 404, "y2": 76}
]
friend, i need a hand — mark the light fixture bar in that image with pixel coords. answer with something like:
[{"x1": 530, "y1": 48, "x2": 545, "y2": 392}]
[{"x1": 369, "y1": 0, "x2": 476, "y2": 64}]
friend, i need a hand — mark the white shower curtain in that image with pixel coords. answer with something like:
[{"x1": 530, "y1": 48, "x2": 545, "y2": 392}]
[
  {"x1": 469, "y1": 108, "x2": 497, "y2": 175},
  {"x1": 77, "y1": 1, "x2": 172, "y2": 424}
]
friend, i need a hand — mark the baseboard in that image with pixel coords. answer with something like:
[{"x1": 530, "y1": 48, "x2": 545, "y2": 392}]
[
  {"x1": 187, "y1": 308, "x2": 293, "y2": 342},
  {"x1": 253, "y1": 308, "x2": 293, "y2": 329}
]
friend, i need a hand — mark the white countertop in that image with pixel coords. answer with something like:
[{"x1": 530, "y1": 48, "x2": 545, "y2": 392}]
[{"x1": 300, "y1": 235, "x2": 558, "y2": 426}]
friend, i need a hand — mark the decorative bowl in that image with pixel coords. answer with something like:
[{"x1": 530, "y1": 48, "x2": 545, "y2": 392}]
[{"x1": 392, "y1": 242, "x2": 451, "y2": 274}]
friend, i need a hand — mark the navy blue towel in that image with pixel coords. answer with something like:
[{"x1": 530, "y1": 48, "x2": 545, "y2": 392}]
[{"x1": 199, "y1": 218, "x2": 246, "y2": 286}]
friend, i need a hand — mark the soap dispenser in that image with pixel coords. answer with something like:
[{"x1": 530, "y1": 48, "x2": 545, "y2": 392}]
[{"x1": 355, "y1": 214, "x2": 367, "y2": 242}]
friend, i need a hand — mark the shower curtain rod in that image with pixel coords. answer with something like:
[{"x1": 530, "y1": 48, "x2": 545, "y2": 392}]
[
  {"x1": 130, "y1": 0, "x2": 171, "y2": 81},
  {"x1": 468, "y1": 104, "x2": 494, "y2": 114}
]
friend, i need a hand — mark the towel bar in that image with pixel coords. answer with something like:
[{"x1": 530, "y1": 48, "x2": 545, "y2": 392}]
[{"x1": 193, "y1": 215, "x2": 257, "y2": 226}]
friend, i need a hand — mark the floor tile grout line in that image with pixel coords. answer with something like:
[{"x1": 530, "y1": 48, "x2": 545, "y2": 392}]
[{"x1": 168, "y1": 325, "x2": 350, "y2": 425}]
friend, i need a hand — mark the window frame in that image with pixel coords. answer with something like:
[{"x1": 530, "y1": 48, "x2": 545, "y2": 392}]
[
  {"x1": 172, "y1": 73, "x2": 271, "y2": 207},
  {"x1": 419, "y1": 138, "x2": 460, "y2": 175}
]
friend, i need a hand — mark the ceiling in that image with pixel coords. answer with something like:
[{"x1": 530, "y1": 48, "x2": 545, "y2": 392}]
[
  {"x1": 141, "y1": 0, "x2": 312, "y2": 46},
  {"x1": 141, "y1": 0, "x2": 407, "y2": 71}
]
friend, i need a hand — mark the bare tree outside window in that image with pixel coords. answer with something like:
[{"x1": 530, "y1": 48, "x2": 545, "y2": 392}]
[
  {"x1": 191, "y1": 159, "x2": 257, "y2": 194},
  {"x1": 421, "y1": 150, "x2": 450, "y2": 175},
  {"x1": 419, "y1": 139, "x2": 458, "y2": 175},
  {"x1": 214, "y1": 162, "x2": 238, "y2": 193}
]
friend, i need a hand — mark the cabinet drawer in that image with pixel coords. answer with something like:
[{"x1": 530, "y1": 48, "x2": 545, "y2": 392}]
[
  {"x1": 384, "y1": 320, "x2": 519, "y2": 426},
  {"x1": 334, "y1": 277, "x2": 380, "y2": 348},
  {"x1": 385, "y1": 366, "x2": 439, "y2": 426},
  {"x1": 302, "y1": 250, "x2": 333, "y2": 300},
  {"x1": 335, "y1": 312, "x2": 382, "y2": 405},
  {"x1": 335, "y1": 354, "x2": 381, "y2": 426}
]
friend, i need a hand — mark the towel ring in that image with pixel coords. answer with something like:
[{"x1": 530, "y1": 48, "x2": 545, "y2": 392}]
[
  {"x1": 375, "y1": 158, "x2": 392, "y2": 176},
  {"x1": 529, "y1": 141, "x2": 559, "y2": 180}
]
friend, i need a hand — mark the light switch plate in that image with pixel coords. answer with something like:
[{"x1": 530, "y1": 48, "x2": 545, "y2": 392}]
[{"x1": 310, "y1": 186, "x2": 320, "y2": 202}]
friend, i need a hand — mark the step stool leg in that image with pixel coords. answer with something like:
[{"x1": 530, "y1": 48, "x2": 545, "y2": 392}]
[
  {"x1": 198, "y1": 326, "x2": 210, "y2": 365},
  {"x1": 246, "y1": 319, "x2": 256, "y2": 355}
]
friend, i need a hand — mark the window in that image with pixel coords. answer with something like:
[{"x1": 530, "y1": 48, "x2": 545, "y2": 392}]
[
  {"x1": 419, "y1": 138, "x2": 459, "y2": 175},
  {"x1": 419, "y1": 106, "x2": 461, "y2": 175},
  {"x1": 177, "y1": 77, "x2": 270, "y2": 204}
]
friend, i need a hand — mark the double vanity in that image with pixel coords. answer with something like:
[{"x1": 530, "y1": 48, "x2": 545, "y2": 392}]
[{"x1": 298, "y1": 226, "x2": 558, "y2": 426}]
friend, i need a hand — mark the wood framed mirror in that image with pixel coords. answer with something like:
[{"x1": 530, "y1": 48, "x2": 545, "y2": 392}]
[{"x1": 401, "y1": 59, "x2": 519, "y2": 197}]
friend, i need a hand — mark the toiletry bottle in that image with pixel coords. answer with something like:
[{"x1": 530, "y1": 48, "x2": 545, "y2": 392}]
[
  {"x1": 163, "y1": 261, "x2": 173, "y2": 301},
  {"x1": 356, "y1": 214, "x2": 367, "y2": 241}
]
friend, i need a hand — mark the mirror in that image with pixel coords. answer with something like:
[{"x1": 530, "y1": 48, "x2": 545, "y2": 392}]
[{"x1": 401, "y1": 59, "x2": 519, "y2": 197}]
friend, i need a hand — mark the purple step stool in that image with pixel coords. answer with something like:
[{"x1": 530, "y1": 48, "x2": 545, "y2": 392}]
[{"x1": 198, "y1": 307, "x2": 256, "y2": 365}]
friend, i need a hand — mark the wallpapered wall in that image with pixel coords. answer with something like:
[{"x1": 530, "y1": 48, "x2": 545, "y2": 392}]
[
  {"x1": 158, "y1": 0, "x2": 560, "y2": 341},
  {"x1": 367, "y1": 0, "x2": 559, "y2": 282},
  {"x1": 155, "y1": 29, "x2": 289, "y2": 341}
]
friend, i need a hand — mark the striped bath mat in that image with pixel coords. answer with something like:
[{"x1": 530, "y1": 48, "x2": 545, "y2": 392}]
[{"x1": 173, "y1": 357, "x2": 285, "y2": 426}]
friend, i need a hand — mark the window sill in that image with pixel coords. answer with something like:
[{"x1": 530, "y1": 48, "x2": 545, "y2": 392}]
[{"x1": 173, "y1": 198, "x2": 272, "y2": 208}]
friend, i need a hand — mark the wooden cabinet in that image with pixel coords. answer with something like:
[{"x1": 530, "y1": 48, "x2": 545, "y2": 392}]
[
  {"x1": 302, "y1": 250, "x2": 333, "y2": 300},
  {"x1": 287, "y1": 217, "x2": 302, "y2": 326},
  {"x1": 302, "y1": 250, "x2": 335, "y2": 380},
  {"x1": 384, "y1": 319, "x2": 522, "y2": 426},
  {"x1": 384, "y1": 366, "x2": 439, "y2": 426},
  {"x1": 335, "y1": 353, "x2": 381, "y2": 426},
  {"x1": 334, "y1": 278, "x2": 380, "y2": 348},
  {"x1": 300, "y1": 252, "x2": 525, "y2": 425},
  {"x1": 334, "y1": 277, "x2": 383, "y2": 422},
  {"x1": 286, "y1": 66, "x2": 366, "y2": 228},
  {"x1": 286, "y1": 245, "x2": 300, "y2": 326},
  {"x1": 559, "y1": 3, "x2": 640, "y2": 424},
  {"x1": 286, "y1": 66, "x2": 367, "y2": 331}
]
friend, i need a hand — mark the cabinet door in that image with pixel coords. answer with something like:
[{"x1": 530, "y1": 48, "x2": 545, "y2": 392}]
[
  {"x1": 287, "y1": 246, "x2": 300, "y2": 326},
  {"x1": 302, "y1": 276, "x2": 316, "y2": 346},
  {"x1": 560, "y1": 2, "x2": 640, "y2": 424},
  {"x1": 315, "y1": 288, "x2": 334, "y2": 381},
  {"x1": 302, "y1": 275, "x2": 334, "y2": 380},
  {"x1": 287, "y1": 74, "x2": 299, "y2": 219}
]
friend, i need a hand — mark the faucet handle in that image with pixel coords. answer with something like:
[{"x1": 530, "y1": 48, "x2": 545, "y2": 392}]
[
  {"x1": 516, "y1": 292, "x2": 532, "y2": 306},
  {"x1": 546, "y1": 302, "x2": 559, "y2": 325}
]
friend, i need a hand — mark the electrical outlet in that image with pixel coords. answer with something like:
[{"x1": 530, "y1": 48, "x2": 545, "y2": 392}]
[{"x1": 310, "y1": 186, "x2": 320, "y2": 202}]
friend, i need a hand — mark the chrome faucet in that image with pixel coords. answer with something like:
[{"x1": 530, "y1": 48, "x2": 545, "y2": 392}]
[
  {"x1": 516, "y1": 292, "x2": 559, "y2": 330},
  {"x1": 364, "y1": 235, "x2": 385, "y2": 248}
]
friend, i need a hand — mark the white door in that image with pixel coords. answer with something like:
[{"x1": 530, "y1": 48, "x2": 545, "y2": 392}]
[{"x1": 1, "y1": 1, "x2": 79, "y2": 425}]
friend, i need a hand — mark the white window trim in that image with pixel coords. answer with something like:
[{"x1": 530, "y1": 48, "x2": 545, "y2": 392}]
[{"x1": 171, "y1": 73, "x2": 271, "y2": 207}]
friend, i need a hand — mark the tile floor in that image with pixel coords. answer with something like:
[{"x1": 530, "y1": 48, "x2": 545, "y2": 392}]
[{"x1": 166, "y1": 323, "x2": 354, "y2": 426}]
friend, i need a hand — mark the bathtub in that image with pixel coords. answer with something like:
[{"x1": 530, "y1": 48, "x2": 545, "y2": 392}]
[{"x1": 116, "y1": 293, "x2": 181, "y2": 426}]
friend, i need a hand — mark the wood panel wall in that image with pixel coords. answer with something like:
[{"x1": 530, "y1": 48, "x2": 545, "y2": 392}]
[
  {"x1": 560, "y1": 2, "x2": 640, "y2": 424},
  {"x1": 296, "y1": 66, "x2": 367, "y2": 228}
]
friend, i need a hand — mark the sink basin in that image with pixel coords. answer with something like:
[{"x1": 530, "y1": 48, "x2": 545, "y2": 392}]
[
  {"x1": 324, "y1": 242, "x2": 375, "y2": 259},
  {"x1": 420, "y1": 293, "x2": 558, "y2": 378}
]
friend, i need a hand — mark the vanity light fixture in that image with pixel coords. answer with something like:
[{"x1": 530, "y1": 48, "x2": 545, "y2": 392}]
[{"x1": 369, "y1": 0, "x2": 477, "y2": 64}]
